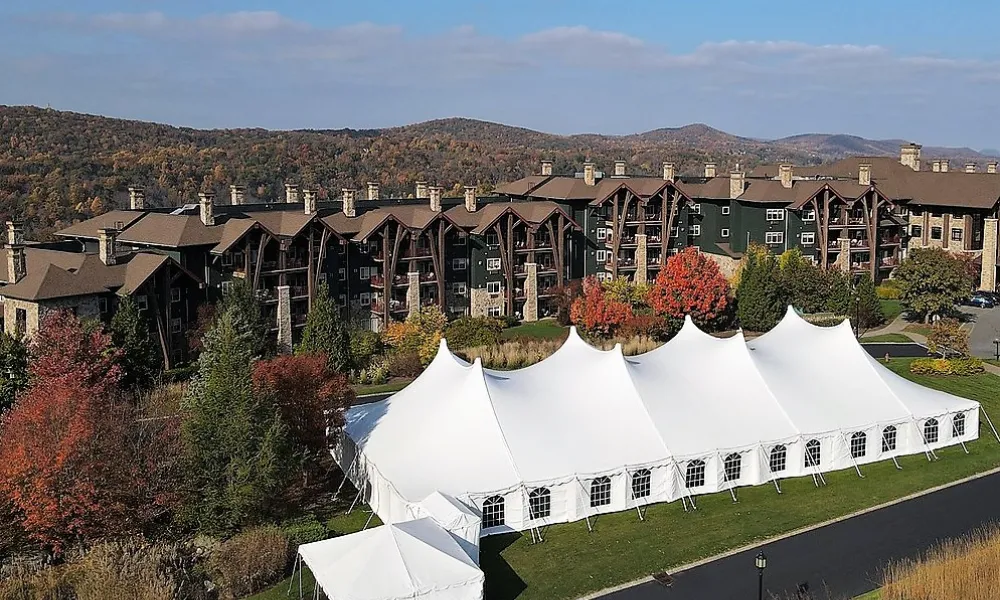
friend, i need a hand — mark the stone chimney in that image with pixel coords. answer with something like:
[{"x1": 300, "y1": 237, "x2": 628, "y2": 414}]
[
  {"x1": 779, "y1": 164, "x2": 794, "y2": 189},
  {"x1": 98, "y1": 228, "x2": 117, "y2": 266},
  {"x1": 415, "y1": 181, "x2": 429, "y2": 199},
  {"x1": 341, "y1": 188, "x2": 356, "y2": 218},
  {"x1": 6, "y1": 221, "x2": 24, "y2": 246},
  {"x1": 614, "y1": 160, "x2": 626, "y2": 177},
  {"x1": 199, "y1": 192, "x2": 215, "y2": 226},
  {"x1": 541, "y1": 160, "x2": 553, "y2": 176},
  {"x1": 662, "y1": 162, "x2": 675, "y2": 181},
  {"x1": 932, "y1": 160, "x2": 941, "y2": 173},
  {"x1": 729, "y1": 172, "x2": 745, "y2": 199},
  {"x1": 966, "y1": 162, "x2": 978, "y2": 173},
  {"x1": 900, "y1": 143, "x2": 922, "y2": 171},
  {"x1": 285, "y1": 183, "x2": 300, "y2": 204},
  {"x1": 367, "y1": 182, "x2": 380, "y2": 201},
  {"x1": 858, "y1": 163, "x2": 872, "y2": 186},
  {"x1": 704, "y1": 163, "x2": 717, "y2": 178},
  {"x1": 583, "y1": 163, "x2": 596, "y2": 186},
  {"x1": 940, "y1": 159, "x2": 950, "y2": 173},
  {"x1": 128, "y1": 186, "x2": 145, "y2": 210},
  {"x1": 230, "y1": 185, "x2": 246, "y2": 206},
  {"x1": 303, "y1": 189, "x2": 317, "y2": 215},
  {"x1": 464, "y1": 185, "x2": 477, "y2": 212},
  {"x1": 429, "y1": 186, "x2": 443, "y2": 212},
  {"x1": 989, "y1": 162, "x2": 998, "y2": 174},
  {"x1": 6, "y1": 248, "x2": 24, "y2": 286}
]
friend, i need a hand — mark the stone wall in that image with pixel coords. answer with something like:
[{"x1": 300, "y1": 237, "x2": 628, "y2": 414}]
[
  {"x1": 276, "y1": 285, "x2": 292, "y2": 353},
  {"x1": 703, "y1": 252, "x2": 740, "y2": 281},
  {"x1": 470, "y1": 287, "x2": 504, "y2": 317},
  {"x1": 407, "y1": 272, "x2": 421, "y2": 318},
  {"x1": 523, "y1": 263, "x2": 538, "y2": 322},
  {"x1": 634, "y1": 234, "x2": 648, "y2": 284},
  {"x1": 3, "y1": 295, "x2": 101, "y2": 338},
  {"x1": 981, "y1": 219, "x2": 998, "y2": 291}
]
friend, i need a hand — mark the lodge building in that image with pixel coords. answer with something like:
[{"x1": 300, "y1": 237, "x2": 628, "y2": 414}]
[{"x1": 1, "y1": 143, "x2": 998, "y2": 357}]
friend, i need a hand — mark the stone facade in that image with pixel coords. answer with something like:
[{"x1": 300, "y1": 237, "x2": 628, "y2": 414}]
[
  {"x1": 704, "y1": 252, "x2": 740, "y2": 281},
  {"x1": 908, "y1": 211, "x2": 973, "y2": 253},
  {"x1": 407, "y1": 272, "x2": 421, "y2": 318},
  {"x1": 276, "y1": 285, "x2": 292, "y2": 354},
  {"x1": 523, "y1": 263, "x2": 538, "y2": 322},
  {"x1": 981, "y1": 219, "x2": 998, "y2": 291},
  {"x1": 470, "y1": 287, "x2": 504, "y2": 317},
  {"x1": 3, "y1": 296, "x2": 101, "y2": 338},
  {"x1": 832, "y1": 238, "x2": 851, "y2": 271},
  {"x1": 634, "y1": 234, "x2": 648, "y2": 284}
]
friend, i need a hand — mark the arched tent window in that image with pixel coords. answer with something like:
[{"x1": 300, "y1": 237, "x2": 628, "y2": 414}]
[
  {"x1": 953, "y1": 413, "x2": 966, "y2": 437},
  {"x1": 631, "y1": 469, "x2": 651, "y2": 499},
  {"x1": 723, "y1": 453, "x2": 742, "y2": 482},
  {"x1": 769, "y1": 445, "x2": 787, "y2": 473},
  {"x1": 850, "y1": 432, "x2": 867, "y2": 459},
  {"x1": 528, "y1": 488, "x2": 550, "y2": 520},
  {"x1": 590, "y1": 476, "x2": 612, "y2": 507},
  {"x1": 804, "y1": 439, "x2": 821, "y2": 468},
  {"x1": 882, "y1": 426, "x2": 897, "y2": 452},
  {"x1": 685, "y1": 460, "x2": 706, "y2": 488},
  {"x1": 482, "y1": 495, "x2": 505, "y2": 529},
  {"x1": 924, "y1": 418, "x2": 939, "y2": 444}
]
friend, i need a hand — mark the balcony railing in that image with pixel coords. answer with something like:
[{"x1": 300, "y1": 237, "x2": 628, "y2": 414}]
[{"x1": 880, "y1": 235, "x2": 902, "y2": 245}]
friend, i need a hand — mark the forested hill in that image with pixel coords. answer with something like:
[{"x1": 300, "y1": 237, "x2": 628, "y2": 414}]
[{"x1": 0, "y1": 106, "x2": 990, "y2": 238}]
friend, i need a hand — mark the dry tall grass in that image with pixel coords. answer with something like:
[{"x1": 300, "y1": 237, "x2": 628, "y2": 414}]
[
  {"x1": 210, "y1": 526, "x2": 290, "y2": 599},
  {"x1": 72, "y1": 538, "x2": 181, "y2": 600},
  {"x1": 0, "y1": 564, "x2": 74, "y2": 600},
  {"x1": 881, "y1": 526, "x2": 1000, "y2": 600},
  {"x1": 462, "y1": 335, "x2": 661, "y2": 370}
]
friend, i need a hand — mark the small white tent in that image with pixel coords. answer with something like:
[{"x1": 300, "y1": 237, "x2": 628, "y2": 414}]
[
  {"x1": 297, "y1": 517, "x2": 484, "y2": 600},
  {"x1": 405, "y1": 492, "x2": 482, "y2": 562}
]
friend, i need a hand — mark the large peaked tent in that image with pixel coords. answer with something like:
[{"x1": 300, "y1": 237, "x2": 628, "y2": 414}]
[{"x1": 336, "y1": 308, "x2": 980, "y2": 534}]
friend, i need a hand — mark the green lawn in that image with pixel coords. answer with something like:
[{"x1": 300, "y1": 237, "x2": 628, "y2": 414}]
[
  {"x1": 252, "y1": 360, "x2": 1000, "y2": 600},
  {"x1": 879, "y1": 299, "x2": 904, "y2": 323},
  {"x1": 861, "y1": 333, "x2": 913, "y2": 343},
  {"x1": 903, "y1": 323, "x2": 933, "y2": 338},
  {"x1": 501, "y1": 320, "x2": 568, "y2": 340},
  {"x1": 854, "y1": 591, "x2": 882, "y2": 600},
  {"x1": 353, "y1": 378, "x2": 412, "y2": 397}
]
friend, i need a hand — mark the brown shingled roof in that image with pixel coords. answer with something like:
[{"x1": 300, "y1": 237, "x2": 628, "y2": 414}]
[
  {"x1": 1, "y1": 263, "x2": 110, "y2": 301},
  {"x1": 494, "y1": 175, "x2": 552, "y2": 197},
  {"x1": 117, "y1": 214, "x2": 226, "y2": 247},
  {"x1": 351, "y1": 206, "x2": 457, "y2": 241},
  {"x1": 56, "y1": 211, "x2": 145, "y2": 240},
  {"x1": 676, "y1": 178, "x2": 733, "y2": 200}
]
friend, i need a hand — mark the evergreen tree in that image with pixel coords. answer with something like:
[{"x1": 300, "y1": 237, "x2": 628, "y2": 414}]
[
  {"x1": 823, "y1": 269, "x2": 854, "y2": 316},
  {"x1": 220, "y1": 278, "x2": 272, "y2": 358},
  {"x1": 297, "y1": 282, "x2": 351, "y2": 373},
  {"x1": 180, "y1": 307, "x2": 290, "y2": 533},
  {"x1": 109, "y1": 296, "x2": 162, "y2": 390},
  {"x1": 853, "y1": 273, "x2": 885, "y2": 333},
  {"x1": 736, "y1": 249, "x2": 784, "y2": 332},
  {"x1": 778, "y1": 249, "x2": 824, "y2": 313},
  {"x1": 0, "y1": 332, "x2": 29, "y2": 414}
]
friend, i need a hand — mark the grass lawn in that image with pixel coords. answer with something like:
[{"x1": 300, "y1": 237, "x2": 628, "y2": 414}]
[
  {"x1": 854, "y1": 591, "x2": 881, "y2": 600},
  {"x1": 501, "y1": 319, "x2": 568, "y2": 340},
  {"x1": 251, "y1": 360, "x2": 1000, "y2": 600},
  {"x1": 903, "y1": 323, "x2": 933, "y2": 338},
  {"x1": 861, "y1": 333, "x2": 913, "y2": 343},
  {"x1": 353, "y1": 378, "x2": 412, "y2": 397},
  {"x1": 879, "y1": 299, "x2": 904, "y2": 323}
]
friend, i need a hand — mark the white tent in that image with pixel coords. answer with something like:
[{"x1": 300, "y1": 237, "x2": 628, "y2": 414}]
[
  {"x1": 405, "y1": 492, "x2": 482, "y2": 562},
  {"x1": 296, "y1": 517, "x2": 484, "y2": 600},
  {"x1": 337, "y1": 308, "x2": 982, "y2": 534}
]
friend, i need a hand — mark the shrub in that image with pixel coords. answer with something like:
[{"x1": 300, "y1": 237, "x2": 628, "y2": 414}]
[
  {"x1": 280, "y1": 515, "x2": 329, "y2": 547},
  {"x1": 877, "y1": 280, "x2": 902, "y2": 300},
  {"x1": 619, "y1": 313, "x2": 675, "y2": 341},
  {"x1": 927, "y1": 318, "x2": 970, "y2": 357},
  {"x1": 73, "y1": 538, "x2": 182, "y2": 600},
  {"x1": 910, "y1": 357, "x2": 984, "y2": 376},
  {"x1": 349, "y1": 329, "x2": 384, "y2": 372},
  {"x1": 356, "y1": 358, "x2": 390, "y2": 385},
  {"x1": 387, "y1": 351, "x2": 424, "y2": 378},
  {"x1": 500, "y1": 315, "x2": 520, "y2": 328},
  {"x1": 443, "y1": 316, "x2": 503, "y2": 349},
  {"x1": 951, "y1": 357, "x2": 985, "y2": 376},
  {"x1": 210, "y1": 526, "x2": 290, "y2": 599}
]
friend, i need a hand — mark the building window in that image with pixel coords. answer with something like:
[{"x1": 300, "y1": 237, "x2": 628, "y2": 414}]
[
  {"x1": 850, "y1": 432, "x2": 867, "y2": 459},
  {"x1": 359, "y1": 266, "x2": 370, "y2": 280},
  {"x1": 528, "y1": 488, "x2": 551, "y2": 520},
  {"x1": 486, "y1": 258, "x2": 501, "y2": 271},
  {"x1": 685, "y1": 460, "x2": 706, "y2": 488},
  {"x1": 766, "y1": 209, "x2": 785, "y2": 221},
  {"x1": 691, "y1": 203, "x2": 701, "y2": 215},
  {"x1": 222, "y1": 253, "x2": 233, "y2": 267},
  {"x1": 765, "y1": 232, "x2": 784, "y2": 245},
  {"x1": 452, "y1": 258, "x2": 468, "y2": 270},
  {"x1": 802, "y1": 209, "x2": 816, "y2": 222},
  {"x1": 170, "y1": 318, "x2": 182, "y2": 334},
  {"x1": 482, "y1": 496, "x2": 505, "y2": 529},
  {"x1": 338, "y1": 268, "x2": 346, "y2": 281},
  {"x1": 721, "y1": 205, "x2": 731, "y2": 215},
  {"x1": 882, "y1": 426, "x2": 897, "y2": 452},
  {"x1": 338, "y1": 240, "x2": 347, "y2": 255},
  {"x1": 590, "y1": 476, "x2": 612, "y2": 507},
  {"x1": 720, "y1": 228, "x2": 730, "y2": 238},
  {"x1": 596, "y1": 250, "x2": 608, "y2": 263},
  {"x1": 99, "y1": 297, "x2": 109, "y2": 314},
  {"x1": 486, "y1": 281, "x2": 502, "y2": 295},
  {"x1": 359, "y1": 293, "x2": 371, "y2": 306},
  {"x1": 338, "y1": 294, "x2": 347, "y2": 307},
  {"x1": 15, "y1": 309, "x2": 27, "y2": 336},
  {"x1": 911, "y1": 225, "x2": 923, "y2": 238},
  {"x1": 456, "y1": 232, "x2": 467, "y2": 246},
  {"x1": 631, "y1": 469, "x2": 651, "y2": 499},
  {"x1": 769, "y1": 445, "x2": 787, "y2": 473},
  {"x1": 951, "y1": 228, "x2": 963, "y2": 242},
  {"x1": 452, "y1": 283, "x2": 467, "y2": 296},
  {"x1": 171, "y1": 288, "x2": 181, "y2": 303},
  {"x1": 690, "y1": 224, "x2": 701, "y2": 236},
  {"x1": 723, "y1": 453, "x2": 742, "y2": 482},
  {"x1": 924, "y1": 418, "x2": 939, "y2": 444},
  {"x1": 486, "y1": 233, "x2": 499, "y2": 247},
  {"x1": 487, "y1": 305, "x2": 503, "y2": 317},
  {"x1": 596, "y1": 227, "x2": 608, "y2": 240},
  {"x1": 953, "y1": 413, "x2": 966, "y2": 437},
  {"x1": 805, "y1": 439, "x2": 821, "y2": 467},
  {"x1": 801, "y1": 232, "x2": 815, "y2": 245},
  {"x1": 930, "y1": 226, "x2": 942, "y2": 240},
  {"x1": 136, "y1": 294, "x2": 149, "y2": 310}
]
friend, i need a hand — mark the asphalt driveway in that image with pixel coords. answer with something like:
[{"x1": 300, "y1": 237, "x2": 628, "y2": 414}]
[{"x1": 964, "y1": 305, "x2": 1000, "y2": 358}]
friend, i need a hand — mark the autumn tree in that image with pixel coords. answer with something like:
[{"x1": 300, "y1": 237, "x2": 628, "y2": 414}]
[
  {"x1": 736, "y1": 248, "x2": 784, "y2": 332},
  {"x1": 297, "y1": 282, "x2": 351, "y2": 372},
  {"x1": 110, "y1": 296, "x2": 162, "y2": 390},
  {"x1": 180, "y1": 307, "x2": 291, "y2": 533},
  {"x1": 647, "y1": 247, "x2": 729, "y2": 327},
  {"x1": 550, "y1": 280, "x2": 583, "y2": 326},
  {"x1": 570, "y1": 276, "x2": 634, "y2": 337},
  {"x1": 896, "y1": 248, "x2": 973, "y2": 322},
  {"x1": 384, "y1": 306, "x2": 447, "y2": 365},
  {"x1": 0, "y1": 332, "x2": 29, "y2": 413},
  {"x1": 602, "y1": 277, "x2": 648, "y2": 307},
  {"x1": 926, "y1": 317, "x2": 970, "y2": 357}
]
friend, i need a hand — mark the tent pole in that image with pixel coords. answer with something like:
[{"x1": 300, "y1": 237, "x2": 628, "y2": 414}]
[
  {"x1": 363, "y1": 511, "x2": 376, "y2": 530},
  {"x1": 574, "y1": 477, "x2": 594, "y2": 533},
  {"x1": 913, "y1": 417, "x2": 937, "y2": 461},
  {"x1": 287, "y1": 555, "x2": 299, "y2": 594},
  {"x1": 981, "y1": 407, "x2": 1000, "y2": 444},
  {"x1": 625, "y1": 468, "x2": 645, "y2": 521},
  {"x1": 840, "y1": 431, "x2": 865, "y2": 479},
  {"x1": 959, "y1": 438, "x2": 970, "y2": 454},
  {"x1": 759, "y1": 444, "x2": 782, "y2": 494},
  {"x1": 817, "y1": 468, "x2": 827, "y2": 486},
  {"x1": 672, "y1": 460, "x2": 698, "y2": 511},
  {"x1": 331, "y1": 454, "x2": 359, "y2": 503},
  {"x1": 519, "y1": 485, "x2": 543, "y2": 543},
  {"x1": 298, "y1": 554, "x2": 303, "y2": 600},
  {"x1": 881, "y1": 429, "x2": 903, "y2": 470},
  {"x1": 717, "y1": 452, "x2": 738, "y2": 502},
  {"x1": 347, "y1": 486, "x2": 364, "y2": 515},
  {"x1": 891, "y1": 455, "x2": 902, "y2": 470},
  {"x1": 810, "y1": 471, "x2": 819, "y2": 488}
]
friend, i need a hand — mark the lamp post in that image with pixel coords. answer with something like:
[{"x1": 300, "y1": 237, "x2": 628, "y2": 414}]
[
  {"x1": 994, "y1": 339, "x2": 999, "y2": 362},
  {"x1": 755, "y1": 551, "x2": 767, "y2": 600}
]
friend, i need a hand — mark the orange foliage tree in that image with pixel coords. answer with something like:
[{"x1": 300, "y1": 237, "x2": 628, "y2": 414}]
[
  {"x1": 570, "y1": 276, "x2": 634, "y2": 337},
  {"x1": 647, "y1": 248, "x2": 730, "y2": 327}
]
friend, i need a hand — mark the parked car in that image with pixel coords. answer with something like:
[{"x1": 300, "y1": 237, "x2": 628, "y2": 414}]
[{"x1": 964, "y1": 292, "x2": 996, "y2": 308}]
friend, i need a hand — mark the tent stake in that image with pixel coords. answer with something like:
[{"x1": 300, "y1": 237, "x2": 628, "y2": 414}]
[
  {"x1": 891, "y1": 455, "x2": 902, "y2": 470},
  {"x1": 959, "y1": 438, "x2": 970, "y2": 454},
  {"x1": 981, "y1": 407, "x2": 1000, "y2": 444},
  {"x1": 347, "y1": 486, "x2": 363, "y2": 515}
]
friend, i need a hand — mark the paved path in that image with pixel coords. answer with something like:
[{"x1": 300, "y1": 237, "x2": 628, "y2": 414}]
[{"x1": 598, "y1": 471, "x2": 1000, "y2": 600}]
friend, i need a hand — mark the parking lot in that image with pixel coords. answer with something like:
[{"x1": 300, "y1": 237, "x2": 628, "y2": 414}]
[{"x1": 961, "y1": 305, "x2": 1000, "y2": 358}]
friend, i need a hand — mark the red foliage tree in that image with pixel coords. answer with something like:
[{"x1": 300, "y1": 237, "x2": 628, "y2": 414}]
[
  {"x1": 647, "y1": 248, "x2": 730, "y2": 326},
  {"x1": 569, "y1": 276, "x2": 634, "y2": 337},
  {"x1": 252, "y1": 353, "x2": 356, "y2": 454},
  {"x1": 29, "y1": 310, "x2": 121, "y2": 393}
]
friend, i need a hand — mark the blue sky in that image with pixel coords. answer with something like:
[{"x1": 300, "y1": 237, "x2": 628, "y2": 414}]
[{"x1": 2, "y1": 0, "x2": 999, "y2": 148}]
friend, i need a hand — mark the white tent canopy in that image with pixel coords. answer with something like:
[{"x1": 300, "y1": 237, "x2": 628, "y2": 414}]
[
  {"x1": 337, "y1": 308, "x2": 981, "y2": 534},
  {"x1": 405, "y1": 492, "x2": 482, "y2": 562},
  {"x1": 297, "y1": 517, "x2": 484, "y2": 600}
]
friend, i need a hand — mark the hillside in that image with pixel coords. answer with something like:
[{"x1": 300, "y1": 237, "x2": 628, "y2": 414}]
[{"x1": 0, "y1": 105, "x2": 991, "y2": 238}]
